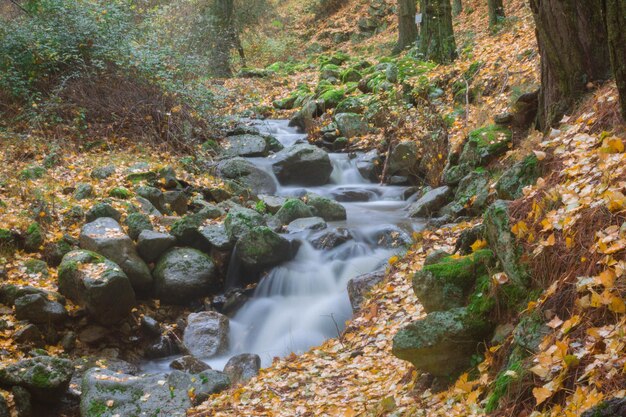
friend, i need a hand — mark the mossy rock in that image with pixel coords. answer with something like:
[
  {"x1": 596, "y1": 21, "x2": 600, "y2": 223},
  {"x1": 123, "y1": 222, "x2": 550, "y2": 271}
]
[
  {"x1": 304, "y1": 193, "x2": 346, "y2": 221},
  {"x1": 170, "y1": 206, "x2": 223, "y2": 246},
  {"x1": 413, "y1": 249, "x2": 495, "y2": 313},
  {"x1": 495, "y1": 154, "x2": 541, "y2": 200},
  {"x1": 125, "y1": 212, "x2": 153, "y2": 241},
  {"x1": 318, "y1": 88, "x2": 345, "y2": 109},
  {"x1": 23, "y1": 259, "x2": 49, "y2": 278},
  {"x1": 340, "y1": 68, "x2": 362, "y2": 83},
  {"x1": 125, "y1": 171, "x2": 158, "y2": 184},
  {"x1": 453, "y1": 170, "x2": 491, "y2": 215},
  {"x1": 85, "y1": 202, "x2": 121, "y2": 223},
  {"x1": 459, "y1": 124, "x2": 512, "y2": 167},
  {"x1": 272, "y1": 199, "x2": 314, "y2": 227},
  {"x1": 235, "y1": 226, "x2": 293, "y2": 271},
  {"x1": 224, "y1": 207, "x2": 265, "y2": 240},
  {"x1": 24, "y1": 223, "x2": 44, "y2": 253},
  {"x1": 336, "y1": 95, "x2": 373, "y2": 114},
  {"x1": 108, "y1": 187, "x2": 132, "y2": 199},
  {"x1": 74, "y1": 183, "x2": 94, "y2": 201},
  {"x1": 0, "y1": 356, "x2": 74, "y2": 403}
]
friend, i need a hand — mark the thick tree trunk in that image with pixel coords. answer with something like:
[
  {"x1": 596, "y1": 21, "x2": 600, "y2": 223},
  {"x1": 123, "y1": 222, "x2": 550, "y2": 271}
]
[
  {"x1": 420, "y1": 0, "x2": 456, "y2": 64},
  {"x1": 394, "y1": 0, "x2": 419, "y2": 53},
  {"x1": 529, "y1": 0, "x2": 612, "y2": 129},
  {"x1": 605, "y1": 0, "x2": 626, "y2": 119},
  {"x1": 452, "y1": 0, "x2": 463, "y2": 16},
  {"x1": 211, "y1": 0, "x2": 235, "y2": 77},
  {"x1": 487, "y1": 0, "x2": 505, "y2": 28}
]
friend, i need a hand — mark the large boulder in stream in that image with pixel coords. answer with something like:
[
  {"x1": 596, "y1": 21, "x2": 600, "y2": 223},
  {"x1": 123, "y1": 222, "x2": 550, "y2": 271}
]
[
  {"x1": 304, "y1": 193, "x2": 347, "y2": 221},
  {"x1": 271, "y1": 144, "x2": 333, "y2": 186},
  {"x1": 392, "y1": 307, "x2": 493, "y2": 377},
  {"x1": 78, "y1": 217, "x2": 152, "y2": 294},
  {"x1": 153, "y1": 248, "x2": 218, "y2": 305},
  {"x1": 216, "y1": 157, "x2": 277, "y2": 195},
  {"x1": 183, "y1": 311, "x2": 230, "y2": 358},
  {"x1": 235, "y1": 226, "x2": 294, "y2": 271},
  {"x1": 221, "y1": 134, "x2": 269, "y2": 157},
  {"x1": 271, "y1": 199, "x2": 314, "y2": 228},
  {"x1": 58, "y1": 250, "x2": 136, "y2": 325},
  {"x1": 408, "y1": 186, "x2": 453, "y2": 217},
  {"x1": 80, "y1": 368, "x2": 230, "y2": 417}
]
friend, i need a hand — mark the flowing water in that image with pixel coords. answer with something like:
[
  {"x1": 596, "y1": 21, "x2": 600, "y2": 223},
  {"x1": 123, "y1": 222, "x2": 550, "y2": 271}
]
[{"x1": 144, "y1": 120, "x2": 425, "y2": 371}]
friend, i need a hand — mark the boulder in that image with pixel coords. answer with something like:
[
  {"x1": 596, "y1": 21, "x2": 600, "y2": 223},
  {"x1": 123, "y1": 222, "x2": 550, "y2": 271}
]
[
  {"x1": 373, "y1": 226, "x2": 412, "y2": 248},
  {"x1": 0, "y1": 356, "x2": 74, "y2": 403},
  {"x1": 271, "y1": 199, "x2": 314, "y2": 227},
  {"x1": 136, "y1": 186, "x2": 167, "y2": 213},
  {"x1": 452, "y1": 170, "x2": 491, "y2": 215},
  {"x1": 58, "y1": 250, "x2": 135, "y2": 325},
  {"x1": 217, "y1": 157, "x2": 277, "y2": 195},
  {"x1": 355, "y1": 149, "x2": 381, "y2": 182},
  {"x1": 144, "y1": 335, "x2": 181, "y2": 359},
  {"x1": 153, "y1": 248, "x2": 218, "y2": 305},
  {"x1": 258, "y1": 195, "x2": 287, "y2": 214},
  {"x1": 136, "y1": 230, "x2": 175, "y2": 263},
  {"x1": 79, "y1": 217, "x2": 152, "y2": 293},
  {"x1": 183, "y1": 311, "x2": 229, "y2": 358},
  {"x1": 287, "y1": 217, "x2": 327, "y2": 233},
  {"x1": 170, "y1": 206, "x2": 224, "y2": 247},
  {"x1": 14, "y1": 293, "x2": 67, "y2": 324},
  {"x1": 199, "y1": 224, "x2": 235, "y2": 251},
  {"x1": 224, "y1": 206, "x2": 265, "y2": 240},
  {"x1": 495, "y1": 154, "x2": 540, "y2": 200},
  {"x1": 271, "y1": 144, "x2": 333, "y2": 186},
  {"x1": 304, "y1": 193, "x2": 347, "y2": 221},
  {"x1": 392, "y1": 307, "x2": 493, "y2": 377},
  {"x1": 74, "y1": 183, "x2": 94, "y2": 200},
  {"x1": 459, "y1": 124, "x2": 512, "y2": 168},
  {"x1": 387, "y1": 141, "x2": 419, "y2": 177},
  {"x1": 347, "y1": 270, "x2": 385, "y2": 312},
  {"x1": 91, "y1": 165, "x2": 116, "y2": 180},
  {"x1": 334, "y1": 113, "x2": 369, "y2": 138},
  {"x1": 310, "y1": 228, "x2": 352, "y2": 250},
  {"x1": 289, "y1": 100, "x2": 318, "y2": 132},
  {"x1": 223, "y1": 354, "x2": 261, "y2": 385},
  {"x1": 164, "y1": 191, "x2": 188, "y2": 215},
  {"x1": 412, "y1": 250, "x2": 494, "y2": 313},
  {"x1": 408, "y1": 186, "x2": 453, "y2": 217},
  {"x1": 221, "y1": 134, "x2": 269, "y2": 157},
  {"x1": 170, "y1": 356, "x2": 211, "y2": 374},
  {"x1": 80, "y1": 368, "x2": 229, "y2": 416},
  {"x1": 124, "y1": 212, "x2": 153, "y2": 240},
  {"x1": 235, "y1": 227, "x2": 294, "y2": 271}
]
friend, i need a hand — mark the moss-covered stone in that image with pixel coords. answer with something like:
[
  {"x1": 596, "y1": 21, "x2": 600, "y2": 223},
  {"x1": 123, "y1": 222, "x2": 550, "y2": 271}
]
[
  {"x1": 108, "y1": 187, "x2": 132, "y2": 199},
  {"x1": 341, "y1": 68, "x2": 362, "y2": 83},
  {"x1": 460, "y1": 124, "x2": 512, "y2": 167},
  {"x1": 235, "y1": 226, "x2": 293, "y2": 271},
  {"x1": 85, "y1": 202, "x2": 121, "y2": 223},
  {"x1": 318, "y1": 88, "x2": 345, "y2": 109},
  {"x1": 495, "y1": 154, "x2": 541, "y2": 200},
  {"x1": 224, "y1": 207, "x2": 265, "y2": 240},
  {"x1": 305, "y1": 193, "x2": 347, "y2": 221},
  {"x1": 24, "y1": 222, "x2": 44, "y2": 253},
  {"x1": 125, "y1": 212, "x2": 153, "y2": 241},
  {"x1": 272, "y1": 199, "x2": 314, "y2": 227}
]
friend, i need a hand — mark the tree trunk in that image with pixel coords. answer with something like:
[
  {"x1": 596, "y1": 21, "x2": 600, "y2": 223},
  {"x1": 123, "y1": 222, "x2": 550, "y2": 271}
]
[
  {"x1": 605, "y1": 0, "x2": 626, "y2": 119},
  {"x1": 529, "y1": 0, "x2": 612, "y2": 129},
  {"x1": 487, "y1": 0, "x2": 504, "y2": 28},
  {"x1": 211, "y1": 0, "x2": 235, "y2": 78},
  {"x1": 420, "y1": 0, "x2": 456, "y2": 64},
  {"x1": 394, "y1": 0, "x2": 418, "y2": 54},
  {"x1": 452, "y1": 0, "x2": 463, "y2": 16}
]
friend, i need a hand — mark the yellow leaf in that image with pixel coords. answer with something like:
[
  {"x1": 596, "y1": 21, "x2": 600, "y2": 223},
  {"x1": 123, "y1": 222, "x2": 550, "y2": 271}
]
[
  {"x1": 597, "y1": 269, "x2": 616, "y2": 289},
  {"x1": 343, "y1": 407, "x2": 357, "y2": 417},
  {"x1": 605, "y1": 137, "x2": 625, "y2": 153},
  {"x1": 533, "y1": 386, "x2": 553, "y2": 405},
  {"x1": 609, "y1": 295, "x2": 626, "y2": 313},
  {"x1": 512, "y1": 221, "x2": 528, "y2": 238},
  {"x1": 470, "y1": 239, "x2": 488, "y2": 252},
  {"x1": 388, "y1": 256, "x2": 399, "y2": 266}
]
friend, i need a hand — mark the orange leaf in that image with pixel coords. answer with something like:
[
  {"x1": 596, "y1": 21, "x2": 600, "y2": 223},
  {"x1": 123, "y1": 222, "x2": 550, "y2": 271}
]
[{"x1": 533, "y1": 386, "x2": 553, "y2": 405}]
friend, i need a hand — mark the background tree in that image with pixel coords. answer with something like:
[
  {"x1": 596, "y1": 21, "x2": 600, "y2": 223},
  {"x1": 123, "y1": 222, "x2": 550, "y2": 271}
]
[
  {"x1": 487, "y1": 0, "x2": 504, "y2": 29},
  {"x1": 394, "y1": 0, "x2": 418, "y2": 54},
  {"x1": 605, "y1": 0, "x2": 626, "y2": 119},
  {"x1": 419, "y1": 0, "x2": 456, "y2": 63},
  {"x1": 452, "y1": 0, "x2": 463, "y2": 16},
  {"x1": 529, "y1": 0, "x2": 611, "y2": 129}
]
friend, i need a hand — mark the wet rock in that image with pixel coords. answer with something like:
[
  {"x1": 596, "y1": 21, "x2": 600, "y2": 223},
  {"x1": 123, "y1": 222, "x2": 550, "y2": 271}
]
[
  {"x1": 199, "y1": 224, "x2": 235, "y2": 251},
  {"x1": 153, "y1": 248, "x2": 217, "y2": 305},
  {"x1": 495, "y1": 154, "x2": 541, "y2": 200},
  {"x1": 78, "y1": 325, "x2": 109, "y2": 345},
  {"x1": 271, "y1": 144, "x2": 333, "y2": 186},
  {"x1": 79, "y1": 217, "x2": 152, "y2": 293},
  {"x1": 408, "y1": 186, "x2": 453, "y2": 217},
  {"x1": 125, "y1": 212, "x2": 153, "y2": 241},
  {"x1": 305, "y1": 193, "x2": 347, "y2": 221},
  {"x1": 169, "y1": 356, "x2": 211, "y2": 374},
  {"x1": 392, "y1": 307, "x2": 493, "y2": 377},
  {"x1": 144, "y1": 335, "x2": 180, "y2": 359},
  {"x1": 14, "y1": 324, "x2": 44, "y2": 347},
  {"x1": 183, "y1": 312, "x2": 229, "y2": 358},
  {"x1": 271, "y1": 199, "x2": 314, "y2": 227},
  {"x1": 235, "y1": 227, "x2": 294, "y2": 271},
  {"x1": 258, "y1": 195, "x2": 287, "y2": 214},
  {"x1": 373, "y1": 226, "x2": 412, "y2": 248},
  {"x1": 224, "y1": 206, "x2": 265, "y2": 240},
  {"x1": 140, "y1": 315, "x2": 161, "y2": 337},
  {"x1": 14, "y1": 293, "x2": 67, "y2": 324},
  {"x1": 387, "y1": 141, "x2": 419, "y2": 177},
  {"x1": 289, "y1": 99, "x2": 318, "y2": 132},
  {"x1": 310, "y1": 228, "x2": 352, "y2": 250},
  {"x1": 58, "y1": 250, "x2": 136, "y2": 325},
  {"x1": 0, "y1": 356, "x2": 74, "y2": 403},
  {"x1": 287, "y1": 217, "x2": 327, "y2": 233},
  {"x1": 170, "y1": 206, "x2": 223, "y2": 247},
  {"x1": 80, "y1": 368, "x2": 230, "y2": 416},
  {"x1": 331, "y1": 188, "x2": 378, "y2": 202},
  {"x1": 217, "y1": 157, "x2": 277, "y2": 196},
  {"x1": 221, "y1": 134, "x2": 269, "y2": 157},
  {"x1": 334, "y1": 112, "x2": 369, "y2": 138},
  {"x1": 347, "y1": 270, "x2": 385, "y2": 312},
  {"x1": 223, "y1": 354, "x2": 261, "y2": 385},
  {"x1": 355, "y1": 149, "x2": 381, "y2": 182},
  {"x1": 136, "y1": 230, "x2": 175, "y2": 263}
]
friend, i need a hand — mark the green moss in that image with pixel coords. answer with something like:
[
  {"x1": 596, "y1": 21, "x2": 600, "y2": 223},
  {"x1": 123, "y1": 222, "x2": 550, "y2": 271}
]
[
  {"x1": 318, "y1": 88, "x2": 345, "y2": 108},
  {"x1": 87, "y1": 400, "x2": 108, "y2": 417},
  {"x1": 423, "y1": 249, "x2": 494, "y2": 288},
  {"x1": 485, "y1": 360, "x2": 525, "y2": 412},
  {"x1": 109, "y1": 187, "x2": 132, "y2": 199},
  {"x1": 25, "y1": 222, "x2": 44, "y2": 252},
  {"x1": 466, "y1": 273, "x2": 495, "y2": 316},
  {"x1": 19, "y1": 166, "x2": 46, "y2": 180},
  {"x1": 340, "y1": 68, "x2": 362, "y2": 83},
  {"x1": 468, "y1": 124, "x2": 512, "y2": 152}
]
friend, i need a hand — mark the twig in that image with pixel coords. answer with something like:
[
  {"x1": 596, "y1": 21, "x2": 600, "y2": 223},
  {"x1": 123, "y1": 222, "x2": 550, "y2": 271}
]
[
  {"x1": 325, "y1": 313, "x2": 345, "y2": 347},
  {"x1": 9, "y1": 0, "x2": 30, "y2": 15}
]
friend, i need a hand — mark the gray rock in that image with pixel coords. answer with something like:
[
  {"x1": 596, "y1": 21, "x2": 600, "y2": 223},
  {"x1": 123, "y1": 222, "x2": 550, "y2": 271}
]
[
  {"x1": 223, "y1": 354, "x2": 261, "y2": 385},
  {"x1": 140, "y1": 315, "x2": 161, "y2": 336},
  {"x1": 0, "y1": 356, "x2": 74, "y2": 403},
  {"x1": 164, "y1": 190, "x2": 188, "y2": 215},
  {"x1": 198, "y1": 224, "x2": 234, "y2": 251},
  {"x1": 144, "y1": 335, "x2": 181, "y2": 359},
  {"x1": 258, "y1": 195, "x2": 287, "y2": 214},
  {"x1": 74, "y1": 183, "x2": 94, "y2": 200},
  {"x1": 170, "y1": 206, "x2": 224, "y2": 247},
  {"x1": 334, "y1": 113, "x2": 369, "y2": 138},
  {"x1": 271, "y1": 144, "x2": 333, "y2": 186},
  {"x1": 356, "y1": 149, "x2": 381, "y2": 182},
  {"x1": 495, "y1": 154, "x2": 540, "y2": 200},
  {"x1": 271, "y1": 199, "x2": 314, "y2": 227},
  {"x1": 78, "y1": 325, "x2": 109, "y2": 344},
  {"x1": 153, "y1": 248, "x2": 218, "y2": 305},
  {"x1": 235, "y1": 227, "x2": 294, "y2": 271},
  {"x1": 136, "y1": 186, "x2": 167, "y2": 213},
  {"x1": 136, "y1": 230, "x2": 175, "y2": 263},
  {"x1": 581, "y1": 398, "x2": 626, "y2": 417},
  {"x1": 287, "y1": 217, "x2": 327, "y2": 233},
  {"x1": 14, "y1": 293, "x2": 67, "y2": 324},
  {"x1": 0, "y1": 395, "x2": 7, "y2": 417},
  {"x1": 80, "y1": 368, "x2": 229, "y2": 416},
  {"x1": 11, "y1": 385, "x2": 31, "y2": 417},
  {"x1": 13, "y1": 324, "x2": 44, "y2": 346},
  {"x1": 134, "y1": 196, "x2": 162, "y2": 217},
  {"x1": 124, "y1": 212, "x2": 153, "y2": 241},
  {"x1": 347, "y1": 270, "x2": 385, "y2": 312},
  {"x1": 79, "y1": 217, "x2": 152, "y2": 293},
  {"x1": 289, "y1": 99, "x2": 318, "y2": 132},
  {"x1": 408, "y1": 186, "x2": 453, "y2": 217},
  {"x1": 183, "y1": 311, "x2": 229, "y2": 358},
  {"x1": 85, "y1": 203, "x2": 121, "y2": 223},
  {"x1": 221, "y1": 134, "x2": 269, "y2": 157},
  {"x1": 388, "y1": 141, "x2": 419, "y2": 177},
  {"x1": 453, "y1": 170, "x2": 491, "y2": 215},
  {"x1": 373, "y1": 226, "x2": 412, "y2": 248},
  {"x1": 91, "y1": 165, "x2": 116, "y2": 180},
  {"x1": 170, "y1": 356, "x2": 211, "y2": 374},
  {"x1": 217, "y1": 157, "x2": 277, "y2": 195},
  {"x1": 224, "y1": 206, "x2": 265, "y2": 240},
  {"x1": 305, "y1": 193, "x2": 347, "y2": 221},
  {"x1": 310, "y1": 228, "x2": 352, "y2": 250},
  {"x1": 58, "y1": 250, "x2": 136, "y2": 325}
]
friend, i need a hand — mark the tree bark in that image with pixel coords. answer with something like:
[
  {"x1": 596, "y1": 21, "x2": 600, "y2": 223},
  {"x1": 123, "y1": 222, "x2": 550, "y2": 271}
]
[
  {"x1": 487, "y1": 0, "x2": 504, "y2": 28},
  {"x1": 605, "y1": 0, "x2": 626, "y2": 119},
  {"x1": 420, "y1": 0, "x2": 456, "y2": 64},
  {"x1": 211, "y1": 0, "x2": 235, "y2": 78},
  {"x1": 529, "y1": 0, "x2": 612, "y2": 129},
  {"x1": 452, "y1": 0, "x2": 463, "y2": 16},
  {"x1": 394, "y1": 0, "x2": 419, "y2": 54}
]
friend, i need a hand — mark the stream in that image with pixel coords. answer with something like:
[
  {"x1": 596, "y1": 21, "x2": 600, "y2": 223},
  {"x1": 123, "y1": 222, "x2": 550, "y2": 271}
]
[{"x1": 145, "y1": 119, "x2": 425, "y2": 371}]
